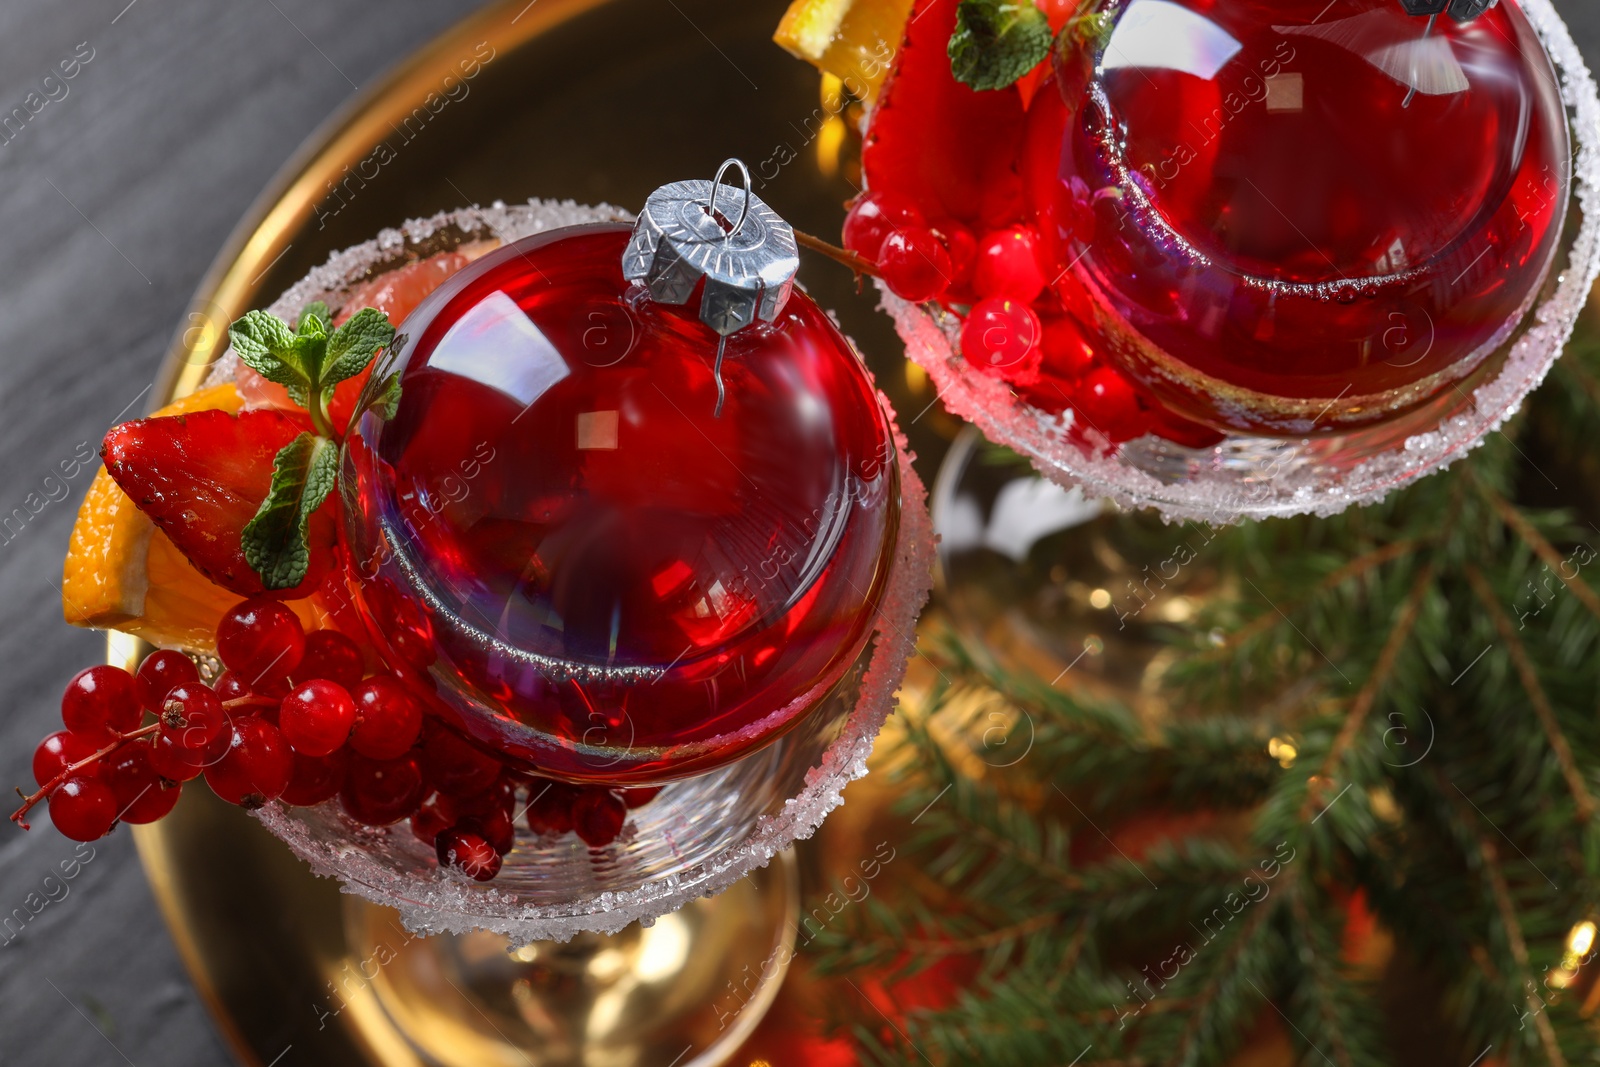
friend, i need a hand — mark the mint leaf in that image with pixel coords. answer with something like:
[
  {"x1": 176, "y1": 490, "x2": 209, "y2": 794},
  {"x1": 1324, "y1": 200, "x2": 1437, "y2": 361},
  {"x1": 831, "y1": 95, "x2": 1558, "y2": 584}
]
[
  {"x1": 241, "y1": 432, "x2": 340, "y2": 590},
  {"x1": 325, "y1": 307, "x2": 397, "y2": 388},
  {"x1": 228, "y1": 303, "x2": 398, "y2": 434},
  {"x1": 297, "y1": 302, "x2": 332, "y2": 335},
  {"x1": 365, "y1": 371, "x2": 403, "y2": 421},
  {"x1": 293, "y1": 302, "x2": 332, "y2": 385},
  {"x1": 230, "y1": 310, "x2": 315, "y2": 407},
  {"x1": 948, "y1": 0, "x2": 1052, "y2": 92},
  {"x1": 229, "y1": 310, "x2": 303, "y2": 384}
]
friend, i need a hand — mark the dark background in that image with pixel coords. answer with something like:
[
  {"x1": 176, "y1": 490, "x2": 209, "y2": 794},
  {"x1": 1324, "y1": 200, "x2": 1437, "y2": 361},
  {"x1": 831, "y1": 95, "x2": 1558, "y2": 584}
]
[{"x1": 0, "y1": 1, "x2": 1596, "y2": 1063}]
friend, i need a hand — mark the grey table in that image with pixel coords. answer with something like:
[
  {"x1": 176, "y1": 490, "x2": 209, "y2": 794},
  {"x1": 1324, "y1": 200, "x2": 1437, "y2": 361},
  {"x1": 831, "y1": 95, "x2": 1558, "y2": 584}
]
[{"x1": 1, "y1": 1, "x2": 1597, "y2": 1064}]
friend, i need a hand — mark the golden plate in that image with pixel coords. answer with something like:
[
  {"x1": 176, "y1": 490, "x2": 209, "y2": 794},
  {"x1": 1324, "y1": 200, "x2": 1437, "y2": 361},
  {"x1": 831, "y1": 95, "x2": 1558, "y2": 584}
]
[{"x1": 128, "y1": 0, "x2": 950, "y2": 1064}]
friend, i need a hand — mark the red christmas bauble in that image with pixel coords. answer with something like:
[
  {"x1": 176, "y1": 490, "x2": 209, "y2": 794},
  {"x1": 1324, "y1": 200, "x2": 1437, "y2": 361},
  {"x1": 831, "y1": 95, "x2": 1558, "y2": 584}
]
[
  {"x1": 340, "y1": 224, "x2": 900, "y2": 783},
  {"x1": 1026, "y1": 0, "x2": 1569, "y2": 434}
]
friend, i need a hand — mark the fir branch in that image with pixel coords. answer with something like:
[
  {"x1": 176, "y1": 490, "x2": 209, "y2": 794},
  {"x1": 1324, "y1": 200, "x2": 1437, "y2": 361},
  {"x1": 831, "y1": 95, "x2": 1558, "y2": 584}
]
[
  {"x1": 1169, "y1": 897, "x2": 1280, "y2": 1067},
  {"x1": 1191, "y1": 535, "x2": 1431, "y2": 669},
  {"x1": 810, "y1": 329, "x2": 1600, "y2": 1062},
  {"x1": 1302, "y1": 563, "x2": 1434, "y2": 821},
  {"x1": 903, "y1": 912, "x2": 1062, "y2": 957},
  {"x1": 1321, "y1": 537, "x2": 1431, "y2": 590},
  {"x1": 1556, "y1": 355, "x2": 1600, "y2": 415},
  {"x1": 1281, "y1": 880, "x2": 1385, "y2": 1067},
  {"x1": 903, "y1": 732, "x2": 1085, "y2": 896},
  {"x1": 1473, "y1": 831, "x2": 1569, "y2": 1067},
  {"x1": 1473, "y1": 473, "x2": 1600, "y2": 623},
  {"x1": 928, "y1": 628, "x2": 1281, "y2": 810},
  {"x1": 1464, "y1": 564, "x2": 1597, "y2": 823}
]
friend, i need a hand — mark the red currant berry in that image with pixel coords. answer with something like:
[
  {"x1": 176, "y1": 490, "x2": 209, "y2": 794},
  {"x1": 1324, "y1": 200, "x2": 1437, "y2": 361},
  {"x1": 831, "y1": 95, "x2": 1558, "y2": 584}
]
[
  {"x1": 842, "y1": 190, "x2": 923, "y2": 260},
  {"x1": 281, "y1": 748, "x2": 348, "y2": 807},
  {"x1": 102, "y1": 740, "x2": 181, "y2": 824},
  {"x1": 279, "y1": 679, "x2": 356, "y2": 758},
  {"x1": 524, "y1": 778, "x2": 582, "y2": 836},
  {"x1": 961, "y1": 298, "x2": 1042, "y2": 374},
  {"x1": 1075, "y1": 367, "x2": 1149, "y2": 444},
  {"x1": 410, "y1": 793, "x2": 456, "y2": 846},
  {"x1": 1041, "y1": 316, "x2": 1098, "y2": 380},
  {"x1": 455, "y1": 777, "x2": 517, "y2": 852},
  {"x1": 420, "y1": 726, "x2": 502, "y2": 798},
  {"x1": 136, "y1": 650, "x2": 199, "y2": 712},
  {"x1": 149, "y1": 731, "x2": 214, "y2": 783},
  {"x1": 1146, "y1": 405, "x2": 1226, "y2": 450},
  {"x1": 365, "y1": 578, "x2": 437, "y2": 669},
  {"x1": 33, "y1": 731, "x2": 103, "y2": 787},
  {"x1": 290, "y1": 630, "x2": 365, "y2": 690},
  {"x1": 436, "y1": 826, "x2": 501, "y2": 881},
  {"x1": 462, "y1": 807, "x2": 516, "y2": 856},
  {"x1": 930, "y1": 220, "x2": 976, "y2": 289},
  {"x1": 214, "y1": 671, "x2": 251, "y2": 705},
  {"x1": 973, "y1": 226, "x2": 1047, "y2": 303},
  {"x1": 160, "y1": 682, "x2": 228, "y2": 753},
  {"x1": 61, "y1": 665, "x2": 141, "y2": 736},
  {"x1": 620, "y1": 786, "x2": 661, "y2": 809},
  {"x1": 455, "y1": 773, "x2": 517, "y2": 815},
  {"x1": 349, "y1": 675, "x2": 423, "y2": 761},
  {"x1": 387, "y1": 625, "x2": 438, "y2": 671},
  {"x1": 339, "y1": 754, "x2": 424, "y2": 827},
  {"x1": 216, "y1": 598, "x2": 306, "y2": 688},
  {"x1": 205, "y1": 719, "x2": 293, "y2": 808},
  {"x1": 251, "y1": 673, "x2": 294, "y2": 700},
  {"x1": 572, "y1": 788, "x2": 627, "y2": 848},
  {"x1": 878, "y1": 228, "x2": 953, "y2": 304},
  {"x1": 48, "y1": 776, "x2": 118, "y2": 841}
]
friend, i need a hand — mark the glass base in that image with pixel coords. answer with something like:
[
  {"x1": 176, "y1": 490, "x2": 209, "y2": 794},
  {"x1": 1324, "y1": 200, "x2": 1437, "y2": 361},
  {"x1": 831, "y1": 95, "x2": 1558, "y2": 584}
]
[
  {"x1": 339, "y1": 850, "x2": 798, "y2": 1067},
  {"x1": 887, "y1": 0, "x2": 1600, "y2": 525}
]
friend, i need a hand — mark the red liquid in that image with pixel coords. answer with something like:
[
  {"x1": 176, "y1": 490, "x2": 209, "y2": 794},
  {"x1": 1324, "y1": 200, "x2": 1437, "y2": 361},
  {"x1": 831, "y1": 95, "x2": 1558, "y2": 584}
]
[
  {"x1": 340, "y1": 225, "x2": 901, "y2": 783},
  {"x1": 1026, "y1": 0, "x2": 1569, "y2": 434}
]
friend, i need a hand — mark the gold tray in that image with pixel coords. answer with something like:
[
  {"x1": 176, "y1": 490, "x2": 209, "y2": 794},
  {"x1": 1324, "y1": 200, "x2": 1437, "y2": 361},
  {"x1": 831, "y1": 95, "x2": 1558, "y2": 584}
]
[{"x1": 130, "y1": 0, "x2": 948, "y2": 1063}]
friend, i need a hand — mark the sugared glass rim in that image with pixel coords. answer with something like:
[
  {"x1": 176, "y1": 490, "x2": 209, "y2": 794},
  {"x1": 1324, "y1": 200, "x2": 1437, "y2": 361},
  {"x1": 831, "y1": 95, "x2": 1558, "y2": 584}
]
[
  {"x1": 206, "y1": 200, "x2": 934, "y2": 942},
  {"x1": 880, "y1": 0, "x2": 1600, "y2": 525}
]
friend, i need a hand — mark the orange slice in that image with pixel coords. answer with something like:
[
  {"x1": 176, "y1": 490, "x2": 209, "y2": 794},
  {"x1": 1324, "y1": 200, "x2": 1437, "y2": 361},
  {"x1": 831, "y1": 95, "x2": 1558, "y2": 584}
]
[
  {"x1": 774, "y1": 0, "x2": 914, "y2": 101},
  {"x1": 62, "y1": 382, "x2": 323, "y2": 654}
]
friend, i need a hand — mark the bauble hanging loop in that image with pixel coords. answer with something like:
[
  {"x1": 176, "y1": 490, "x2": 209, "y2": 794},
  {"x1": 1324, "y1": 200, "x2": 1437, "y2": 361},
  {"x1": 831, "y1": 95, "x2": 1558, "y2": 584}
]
[
  {"x1": 622, "y1": 159, "x2": 801, "y2": 415},
  {"x1": 706, "y1": 157, "x2": 754, "y2": 238}
]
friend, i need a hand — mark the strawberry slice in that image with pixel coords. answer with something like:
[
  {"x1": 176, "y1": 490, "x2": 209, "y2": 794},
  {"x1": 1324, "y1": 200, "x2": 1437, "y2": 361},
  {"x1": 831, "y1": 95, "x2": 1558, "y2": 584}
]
[
  {"x1": 101, "y1": 408, "x2": 336, "y2": 600},
  {"x1": 863, "y1": 0, "x2": 1029, "y2": 230}
]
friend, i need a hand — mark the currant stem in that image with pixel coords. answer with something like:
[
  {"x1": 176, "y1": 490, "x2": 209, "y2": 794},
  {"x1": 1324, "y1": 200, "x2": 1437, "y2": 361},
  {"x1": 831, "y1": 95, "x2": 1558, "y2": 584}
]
[
  {"x1": 11, "y1": 722, "x2": 159, "y2": 830},
  {"x1": 10, "y1": 694, "x2": 277, "y2": 830},
  {"x1": 793, "y1": 228, "x2": 882, "y2": 280}
]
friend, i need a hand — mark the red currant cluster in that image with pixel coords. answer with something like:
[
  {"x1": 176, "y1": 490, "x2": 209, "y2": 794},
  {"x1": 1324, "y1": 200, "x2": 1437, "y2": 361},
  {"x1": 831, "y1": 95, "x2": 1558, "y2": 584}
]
[
  {"x1": 16, "y1": 600, "x2": 655, "y2": 882},
  {"x1": 842, "y1": 189, "x2": 1221, "y2": 449}
]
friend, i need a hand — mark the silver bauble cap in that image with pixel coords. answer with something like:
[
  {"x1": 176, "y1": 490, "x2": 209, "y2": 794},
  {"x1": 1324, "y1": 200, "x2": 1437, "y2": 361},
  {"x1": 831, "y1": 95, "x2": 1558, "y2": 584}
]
[{"x1": 622, "y1": 159, "x2": 800, "y2": 338}]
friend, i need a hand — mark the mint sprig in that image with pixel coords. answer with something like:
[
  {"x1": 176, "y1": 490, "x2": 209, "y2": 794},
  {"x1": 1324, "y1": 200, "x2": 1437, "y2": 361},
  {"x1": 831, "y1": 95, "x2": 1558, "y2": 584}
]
[
  {"x1": 227, "y1": 300, "x2": 398, "y2": 589},
  {"x1": 240, "y1": 432, "x2": 340, "y2": 590},
  {"x1": 230, "y1": 301, "x2": 394, "y2": 437},
  {"x1": 948, "y1": 0, "x2": 1053, "y2": 92}
]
